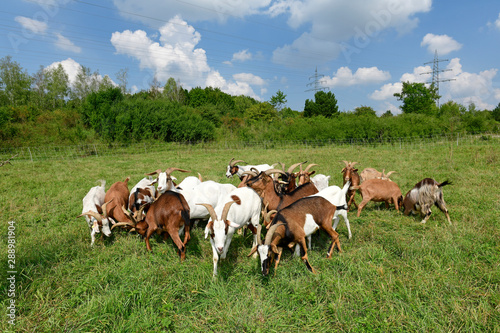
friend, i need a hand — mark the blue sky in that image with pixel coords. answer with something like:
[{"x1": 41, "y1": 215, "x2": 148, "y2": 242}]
[{"x1": 2, "y1": 0, "x2": 499, "y2": 114}]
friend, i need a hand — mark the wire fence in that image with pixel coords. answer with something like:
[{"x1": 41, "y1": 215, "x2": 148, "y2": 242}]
[{"x1": 0, "y1": 132, "x2": 498, "y2": 163}]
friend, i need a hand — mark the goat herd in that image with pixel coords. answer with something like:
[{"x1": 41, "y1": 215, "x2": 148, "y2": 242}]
[{"x1": 78, "y1": 159, "x2": 452, "y2": 277}]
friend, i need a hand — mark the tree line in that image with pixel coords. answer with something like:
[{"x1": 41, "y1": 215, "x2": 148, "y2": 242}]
[{"x1": 0, "y1": 56, "x2": 499, "y2": 147}]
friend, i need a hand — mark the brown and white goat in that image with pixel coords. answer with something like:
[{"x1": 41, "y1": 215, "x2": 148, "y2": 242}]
[
  {"x1": 341, "y1": 161, "x2": 360, "y2": 210},
  {"x1": 351, "y1": 178, "x2": 403, "y2": 217},
  {"x1": 226, "y1": 158, "x2": 273, "y2": 180},
  {"x1": 244, "y1": 169, "x2": 319, "y2": 225},
  {"x1": 403, "y1": 178, "x2": 452, "y2": 224},
  {"x1": 113, "y1": 191, "x2": 191, "y2": 260},
  {"x1": 104, "y1": 177, "x2": 131, "y2": 224},
  {"x1": 128, "y1": 177, "x2": 156, "y2": 213},
  {"x1": 248, "y1": 191, "x2": 344, "y2": 276}
]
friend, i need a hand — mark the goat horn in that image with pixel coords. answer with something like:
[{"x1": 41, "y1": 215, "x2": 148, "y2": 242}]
[
  {"x1": 101, "y1": 199, "x2": 114, "y2": 219},
  {"x1": 287, "y1": 161, "x2": 306, "y2": 174},
  {"x1": 265, "y1": 210, "x2": 278, "y2": 228},
  {"x1": 385, "y1": 171, "x2": 396, "y2": 177},
  {"x1": 241, "y1": 170, "x2": 258, "y2": 177},
  {"x1": 165, "y1": 168, "x2": 190, "y2": 175},
  {"x1": 145, "y1": 169, "x2": 162, "y2": 176},
  {"x1": 264, "y1": 222, "x2": 284, "y2": 245},
  {"x1": 77, "y1": 210, "x2": 102, "y2": 223},
  {"x1": 111, "y1": 222, "x2": 135, "y2": 230},
  {"x1": 229, "y1": 158, "x2": 246, "y2": 167},
  {"x1": 221, "y1": 201, "x2": 236, "y2": 222},
  {"x1": 256, "y1": 224, "x2": 263, "y2": 245},
  {"x1": 196, "y1": 203, "x2": 218, "y2": 222},
  {"x1": 304, "y1": 163, "x2": 318, "y2": 172},
  {"x1": 197, "y1": 172, "x2": 203, "y2": 182},
  {"x1": 265, "y1": 169, "x2": 287, "y2": 176},
  {"x1": 350, "y1": 162, "x2": 358, "y2": 167},
  {"x1": 342, "y1": 160, "x2": 349, "y2": 167}
]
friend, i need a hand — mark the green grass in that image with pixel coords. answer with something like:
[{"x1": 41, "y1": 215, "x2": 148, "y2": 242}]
[{"x1": 1, "y1": 139, "x2": 499, "y2": 332}]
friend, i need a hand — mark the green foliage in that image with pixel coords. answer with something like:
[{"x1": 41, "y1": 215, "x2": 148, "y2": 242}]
[
  {"x1": 492, "y1": 102, "x2": 500, "y2": 122},
  {"x1": 245, "y1": 102, "x2": 278, "y2": 123},
  {"x1": 394, "y1": 81, "x2": 440, "y2": 115},
  {"x1": 0, "y1": 56, "x2": 32, "y2": 106},
  {"x1": 269, "y1": 90, "x2": 287, "y2": 111},
  {"x1": 353, "y1": 105, "x2": 377, "y2": 117},
  {"x1": 303, "y1": 90, "x2": 339, "y2": 118}
]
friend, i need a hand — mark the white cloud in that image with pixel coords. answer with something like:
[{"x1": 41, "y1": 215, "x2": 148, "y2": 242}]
[
  {"x1": 206, "y1": 71, "x2": 261, "y2": 100},
  {"x1": 323, "y1": 66, "x2": 390, "y2": 87},
  {"x1": 233, "y1": 73, "x2": 266, "y2": 86},
  {"x1": 370, "y1": 58, "x2": 500, "y2": 110},
  {"x1": 232, "y1": 49, "x2": 252, "y2": 62},
  {"x1": 420, "y1": 33, "x2": 462, "y2": 55},
  {"x1": 14, "y1": 16, "x2": 48, "y2": 34},
  {"x1": 111, "y1": 16, "x2": 210, "y2": 87},
  {"x1": 54, "y1": 33, "x2": 81, "y2": 53},
  {"x1": 46, "y1": 58, "x2": 81, "y2": 84},
  {"x1": 273, "y1": 0, "x2": 432, "y2": 66},
  {"x1": 112, "y1": 0, "x2": 271, "y2": 26},
  {"x1": 487, "y1": 12, "x2": 500, "y2": 30}
]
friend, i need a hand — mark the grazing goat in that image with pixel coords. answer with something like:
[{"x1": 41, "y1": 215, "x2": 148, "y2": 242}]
[
  {"x1": 128, "y1": 177, "x2": 156, "y2": 213},
  {"x1": 78, "y1": 180, "x2": 113, "y2": 245},
  {"x1": 197, "y1": 187, "x2": 262, "y2": 276},
  {"x1": 244, "y1": 169, "x2": 319, "y2": 225},
  {"x1": 113, "y1": 191, "x2": 191, "y2": 259},
  {"x1": 248, "y1": 187, "x2": 344, "y2": 276},
  {"x1": 351, "y1": 178, "x2": 403, "y2": 217},
  {"x1": 225, "y1": 158, "x2": 272, "y2": 179},
  {"x1": 403, "y1": 178, "x2": 452, "y2": 224},
  {"x1": 104, "y1": 177, "x2": 131, "y2": 224},
  {"x1": 341, "y1": 161, "x2": 360, "y2": 211},
  {"x1": 147, "y1": 168, "x2": 190, "y2": 195},
  {"x1": 360, "y1": 168, "x2": 396, "y2": 182}
]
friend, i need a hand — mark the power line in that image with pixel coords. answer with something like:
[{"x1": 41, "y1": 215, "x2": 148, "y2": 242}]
[
  {"x1": 421, "y1": 50, "x2": 454, "y2": 108},
  {"x1": 305, "y1": 67, "x2": 328, "y2": 93}
]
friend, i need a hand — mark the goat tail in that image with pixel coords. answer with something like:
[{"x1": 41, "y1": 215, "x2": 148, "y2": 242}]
[
  {"x1": 97, "y1": 179, "x2": 106, "y2": 188},
  {"x1": 438, "y1": 180, "x2": 452, "y2": 188},
  {"x1": 349, "y1": 185, "x2": 360, "y2": 191}
]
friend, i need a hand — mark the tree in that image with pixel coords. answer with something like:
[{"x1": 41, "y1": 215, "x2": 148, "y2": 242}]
[
  {"x1": 0, "y1": 56, "x2": 32, "y2": 106},
  {"x1": 393, "y1": 81, "x2": 440, "y2": 115},
  {"x1": 245, "y1": 102, "x2": 278, "y2": 123},
  {"x1": 71, "y1": 65, "x2": 101, "y2": 103},
  {"x1": 163, "y1": 77, "x2": 186, "y2": 104},
  {"x1": 45, "y1": 64, "x2": 70, "y2": 109},
  {"x1": 381, "y1": 110, "x2": 393, "y2": 118},
  {"x1": 353, "y1": 105, "x2": 376, "y2": 117},
  {"x1": 116, "y1": 68, "x2": 129, "y2": 94},
  {"x1": 303, "y1": 90, "x2": 338, "y2": 118},
  {"x1": 269, "y1": 90, "x2": 287, "y2": 112},
  {"x1": 492, "y1": 102, "x2": 500, "y2": 122}
]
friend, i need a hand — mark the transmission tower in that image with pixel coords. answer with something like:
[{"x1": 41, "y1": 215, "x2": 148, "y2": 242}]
[
  {"x1": 306, "y1": 67, "x2": 328, "y2": 93},
  {"x1": 421, "y1": 50, "x2": 454, "y2": 108}
]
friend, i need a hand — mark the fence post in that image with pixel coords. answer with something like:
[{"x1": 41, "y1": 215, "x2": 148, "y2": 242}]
[
  {"x1": 457, "y1": 133, "x2": 459, "y2": 146},
  {"x1": 93, "y1": 144, "x2": 98, "y2": 157},
  {"x1": 28, "y1": 147, "x2": 33, "y2": 163}
]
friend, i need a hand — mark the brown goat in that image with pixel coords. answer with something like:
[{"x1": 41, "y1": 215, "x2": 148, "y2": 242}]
[
  {"x1": 296, "y1": 163, "x2": 318, "y2": 186},
  {"x1": 248, "y1": 195, "x2": 342, "y2": 276},
  {"x1": 244, "y1": 170, "x2": 319, "y2": 225},
  {"x1": 351, "y1": 178, "x2": 403, "y2": 217},
  {"x1": 104, "y1": 177, "x2": 130, "y2": 224},
  {"x1": 341, "y1": 161, "x2": 360, "y2": 211},
  {"x1": 113, "y1": 191, "x2": 191, "y2": 260},
  {"x1": 403, "y1": 178, "x2": 452, "y2": 224}
]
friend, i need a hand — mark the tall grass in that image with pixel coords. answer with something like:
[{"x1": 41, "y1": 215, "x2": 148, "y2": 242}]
[{"x1": 1, "y1": 138, "x2": 499, "y2": 332}]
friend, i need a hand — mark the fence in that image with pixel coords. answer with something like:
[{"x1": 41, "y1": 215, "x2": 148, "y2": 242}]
[{"x1": 1, "y1": 133, "x2": 498, "y2": 162}]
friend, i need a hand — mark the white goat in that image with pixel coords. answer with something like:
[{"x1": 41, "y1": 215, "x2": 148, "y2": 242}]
[
  {"x1": 147, "y1": 168, "x2": 189, "y2": 195},
  {"x1": 176, "y1": 174, "x2": 202, "y2": 191},
  {"x1": 310, "y1": 174, "x2": 331, "y2": 191},
  {"x1": 178, "y1": 180, "x2": 236, "y2": 220},
  {"x1": 197, "y1": 187, "x2": 262, "y2": 277},
  {"x1": 78, "y1": 180, "x2": 113, "y2": 245},
  {"x1": 225, "y1": 158, "x2": 273, "y2": 179}
]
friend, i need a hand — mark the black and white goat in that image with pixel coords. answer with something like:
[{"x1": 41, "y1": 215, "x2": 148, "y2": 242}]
[
  {"x1": 197, "y1": 187, "x2": 262, "y2": 277},
  {"x1": 403, "y1": 178, "x2": 452, "y2": 224}
]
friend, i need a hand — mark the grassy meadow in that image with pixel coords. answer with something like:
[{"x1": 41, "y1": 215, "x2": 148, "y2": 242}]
[{"x1": 1, "y1": 138, "x2": 499, "y2": 332}]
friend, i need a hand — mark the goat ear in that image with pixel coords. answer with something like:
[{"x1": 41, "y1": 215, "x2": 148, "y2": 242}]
[
  {"x1": 271, "y1": 244, "x2": 280, "y2": 254},
  {"x1": 227, "y1": 220, "x2": 240, "y2": 229},
  {"x1": 354, "y1": 168, "x2": 358, "y2": 172},
  {"x1": 309, "y1": 171, "x2": 316, "y2": 176},
  {"x1": 340, "y1": 168, "x2": 345, "y2": 173},
  {"x1": 95, "y1": 204, "x2": 103, "y2": 214}
]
